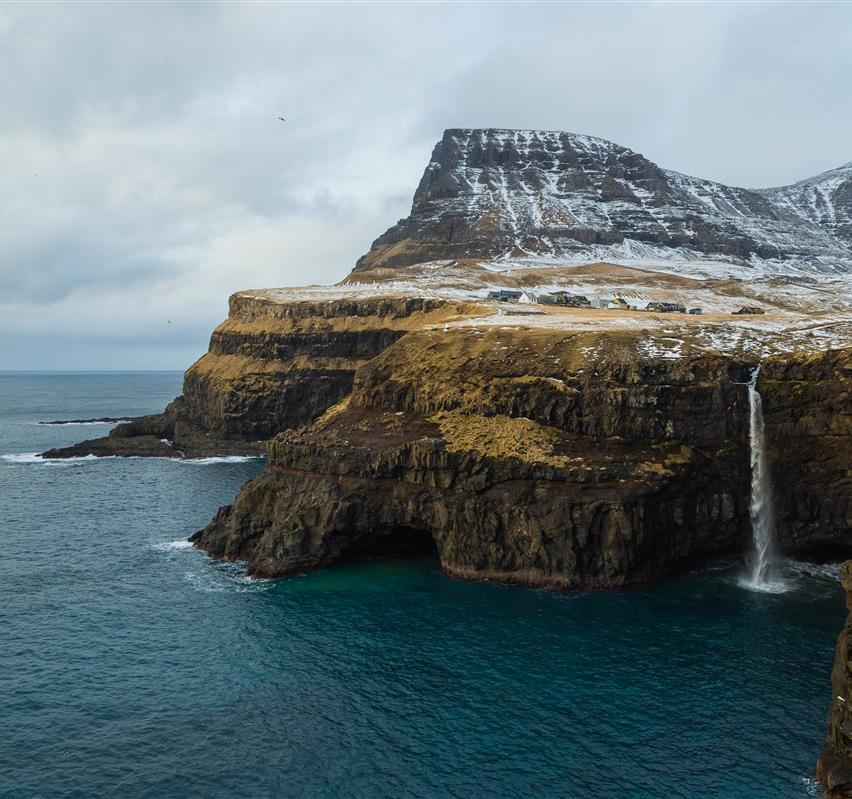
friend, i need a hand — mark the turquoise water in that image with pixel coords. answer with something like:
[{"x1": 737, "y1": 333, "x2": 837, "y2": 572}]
[{"x1": 0, "y1": 373, "x2": 843, "y2": 798}]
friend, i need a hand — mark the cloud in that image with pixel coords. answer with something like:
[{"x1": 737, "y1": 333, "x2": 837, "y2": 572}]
[{"x1": 1, "y1": 2, "x2": 849, "y2": 368}]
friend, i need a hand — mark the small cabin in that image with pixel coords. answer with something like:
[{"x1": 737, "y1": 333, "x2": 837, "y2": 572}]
[
  {"x1": 732, "y1": 306, "x2": 766, "y2": 315},
  {"x1": 487, "y1": 289, "x2": 523, "y2": 302},
  {"x1": 519, "y1": 291, "x2": 539, "y2": 304},
  {"x1": 607, "y1": 297, "x2": 630, "y2": 310},
  {"x1": 688, "y1": 308, "x2": 702, "y2": 315},
  {"x1": 548, "y1": 292, "x2": 591, "y2": 308},
  {"x1": 646, "y1": 301, "x2": 687, "y2": 313}
]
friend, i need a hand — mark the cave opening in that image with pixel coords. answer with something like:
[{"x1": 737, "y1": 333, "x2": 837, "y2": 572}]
[{"x1": 357, "y1": 525, "x2": 440, "y2": 561}]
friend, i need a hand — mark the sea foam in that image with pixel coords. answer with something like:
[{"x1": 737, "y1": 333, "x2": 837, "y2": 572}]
[{"x1": 152, "y1": 539, "x2": 194, "y2": 552}]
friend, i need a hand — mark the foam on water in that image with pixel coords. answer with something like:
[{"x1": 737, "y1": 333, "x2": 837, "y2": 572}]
[
  {"x1": 152, "y1": 539, "x2": 194, "y2": 552},
  {"x1": 1, "y1": 452, "x2": 47, "y2": 463},
  {"x1": 1, "y1": 452, "x2": 98, "y2": 464},
  {"x1": 34, "y1": 420, "x2": 133, "y2": 426},
  {"x1": 183, "y1": 562, "x2": 272, "y2": 593},
  {"x1": 177, "y1": 456, "x2": 263, "y2": 465},
  {"x1": 737, "y1": 574, "x2": 792, "y2": 594},
  {"x1": 735, "y1": 559, "x2": 838, "y2": 594},
  {"x1": 1, "y1": 452, "x2": 263, "y2": 466}
]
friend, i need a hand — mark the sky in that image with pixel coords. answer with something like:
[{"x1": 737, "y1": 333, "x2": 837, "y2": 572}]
[{"x1": 1, "y1": 2, "x2": 850, "y2": 370}]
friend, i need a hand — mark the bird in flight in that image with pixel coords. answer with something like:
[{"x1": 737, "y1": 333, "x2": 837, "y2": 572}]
[{"x1": 278, "y1": 117, "x2": 286, "y2": 122}]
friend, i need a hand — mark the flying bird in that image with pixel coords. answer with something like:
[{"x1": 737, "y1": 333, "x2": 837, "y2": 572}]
[{"x1": 278, "y1": 117, "x2": 286, "y2": 122}]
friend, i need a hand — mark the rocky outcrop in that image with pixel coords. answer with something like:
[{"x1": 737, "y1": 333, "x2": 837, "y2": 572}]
[
  {"x1": 355, "y1": 128, "x2": 851, "y2": 273},
  {"x1": 42, "y1": 292, "x2": 475, "y2": 459},
  {"x1": 817, "y1": 562, "x2": 852, "y2": 797},
  {"x1": 193, "y1": 328, "x2": 759, "y2": 585}
]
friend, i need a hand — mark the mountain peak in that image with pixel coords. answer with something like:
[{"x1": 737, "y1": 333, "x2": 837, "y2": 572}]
[{"x1": 355, "y1": 128, "x2": 852, "y2": 274}]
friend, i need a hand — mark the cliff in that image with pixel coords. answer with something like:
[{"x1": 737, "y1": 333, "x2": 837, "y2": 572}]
[
  {"x1": 192, "y1": 327, "x2": 851, "y2": 586},
  {"x1": 818, "y1": 562, "x2": 852, "y2": 797},
  {"x1": 762, "y1": 350, "x2": 852, "y2": 556}
]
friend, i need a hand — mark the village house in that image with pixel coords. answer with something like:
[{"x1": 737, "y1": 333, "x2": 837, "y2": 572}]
[
  {"x1": 733, "y1": 306, "x2": 766, "y2": 315},
  {"x1": 646, "y1": 301, "x2": 687, "y2": 313},
  {"x1": 688, "y1": 308, "x2": 702, "y2": 315},
  {"x1": 607, "y1": 297, "x2": 630, "y2": 310},
  {"x1": 486, "y1": 289, "x2": 523, "y2": 302},
  {"x1": 543, "y1": 291, "x2": 591, "y2": 307}
]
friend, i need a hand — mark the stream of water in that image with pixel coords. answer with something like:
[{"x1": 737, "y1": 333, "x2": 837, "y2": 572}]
[{"x1": 742, "y1": 365, "x2": 785, "y2": 593}]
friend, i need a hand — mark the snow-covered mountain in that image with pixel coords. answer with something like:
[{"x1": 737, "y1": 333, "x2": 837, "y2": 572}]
[
  {"x1": 759, "y1": 162, "x2": 852, "y2": 248},
  {"x1": 355, "y1": 128, "x2": 852, "y2": 274}
]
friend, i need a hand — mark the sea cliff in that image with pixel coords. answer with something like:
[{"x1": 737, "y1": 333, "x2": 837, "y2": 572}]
[{"x1": 191, "y1": 325, "x2": 850, "y2": 586}]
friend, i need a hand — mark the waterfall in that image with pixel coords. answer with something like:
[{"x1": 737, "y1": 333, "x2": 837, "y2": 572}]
[{"x1": 744, "y1": 365, "x2": 778, "y2": 589}]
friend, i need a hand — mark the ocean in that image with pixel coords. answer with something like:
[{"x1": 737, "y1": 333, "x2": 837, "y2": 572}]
[{"x1": 0, "y1": 372, "x2": 843, "y2": 798}]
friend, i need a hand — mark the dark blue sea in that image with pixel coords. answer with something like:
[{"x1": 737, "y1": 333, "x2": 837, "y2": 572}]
[{"x1": 0, "y1": 372, "x2": 843, "y2": 798}]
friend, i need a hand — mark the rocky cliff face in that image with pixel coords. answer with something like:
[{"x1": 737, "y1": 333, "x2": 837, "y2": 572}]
[
  {"x1": 355, "y1": 128, "x2": 852, "y2": 273},
  {"x1": 762, "y1": 349, "x2": 852, "y2": 555},
  {"x1": 187, "y1": 335, "x2": 849, "y2": 585},
  {"x1": 818, "y1": 562, "x2": 852, "y2": 797},
  {"x1": 195, "y1": 330, "x2": 851, "y2": 586}
]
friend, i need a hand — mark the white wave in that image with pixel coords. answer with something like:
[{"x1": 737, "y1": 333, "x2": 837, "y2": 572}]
[
  {"x1": 36, "y1": 420, "x2": 132, "y2": 426},
  {"x1": 1, "y1": 452, "x2": 46, "y2": 463},
  {"x1": 177, "y1": 456, "x2": 264, "y2": 465},
  {"x1": 1, "y1": 452, "x2": 263, "y2": 465},
  {"x1": 152, "y1": 539, "x2": 194, "y2": 552},
  {"x1": 1, "y1": 452, "x2": 98, "y2": 464}
]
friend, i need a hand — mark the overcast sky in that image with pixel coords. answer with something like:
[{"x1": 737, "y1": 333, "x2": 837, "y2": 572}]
[{"x1": 2, "y1": 2, "x2": 850, "y2": 370}]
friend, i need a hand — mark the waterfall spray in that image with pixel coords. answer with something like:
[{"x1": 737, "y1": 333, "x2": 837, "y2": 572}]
[{"x1": 745, "y1": 365, "x2": 778, "y2": 588}]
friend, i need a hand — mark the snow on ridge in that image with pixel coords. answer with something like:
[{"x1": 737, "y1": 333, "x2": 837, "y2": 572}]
[{"x1": 414, "y1": 129, "x2": 852, "y2": 273}]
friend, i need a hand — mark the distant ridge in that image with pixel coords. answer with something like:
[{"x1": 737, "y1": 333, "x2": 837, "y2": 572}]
[{"x1": 355, "y1": 128, "x2": 852, "y2": 273}]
